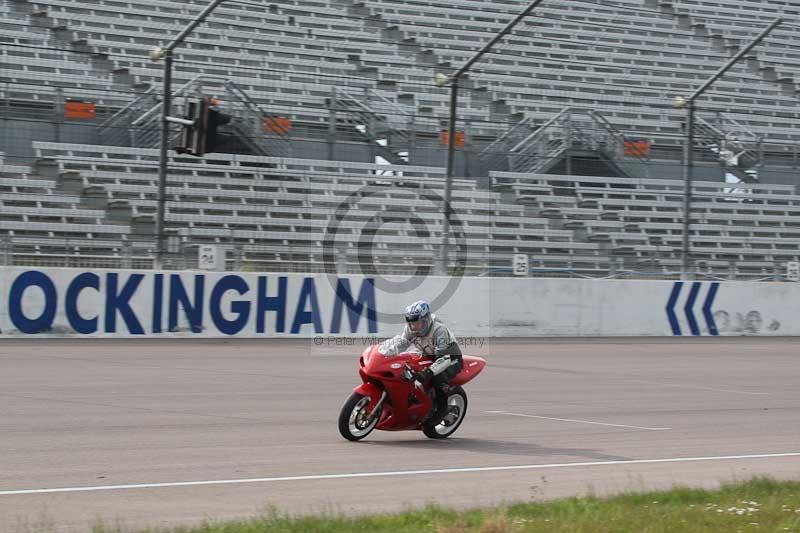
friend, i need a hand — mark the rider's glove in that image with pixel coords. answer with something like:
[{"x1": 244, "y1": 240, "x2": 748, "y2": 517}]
[
  {"x1": 402, "y1": 367, "x2": 433, "y2": 384},
  {"x1": 414, "y1": 368, "x2": 433, "y2": 383}
]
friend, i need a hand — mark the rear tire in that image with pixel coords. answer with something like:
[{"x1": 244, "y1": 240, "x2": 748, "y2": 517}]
[
  {"x1": 338, "y1": 393, "x2": 381, "y2": 441},
  {"x1": 423, "y1": 386, "x2": 468, "y2": 439}
]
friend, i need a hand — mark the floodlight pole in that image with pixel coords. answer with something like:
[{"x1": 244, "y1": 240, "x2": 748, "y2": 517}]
[
  {"x1": 436, "y1": 0, "x2": 546, "y2": 275},
  {"x1": 153, "y1": 0, "x2": 226, "y2": 270},
  {"x1": 679, "y1": 17, "x2": 781, "y2": 279}
]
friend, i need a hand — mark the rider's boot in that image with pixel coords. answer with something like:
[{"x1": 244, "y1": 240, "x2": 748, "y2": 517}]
[{"x1": 424, "y1": 384, "x2": 450, "y2": 425}]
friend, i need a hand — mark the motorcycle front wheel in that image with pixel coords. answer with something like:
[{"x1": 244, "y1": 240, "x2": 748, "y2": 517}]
[
  {"x1": 338, "y1": 392, "x2": 382, "y2": 441},
  {"x1": 423, "y1": 386, "x2": 468, "y2": 439}
]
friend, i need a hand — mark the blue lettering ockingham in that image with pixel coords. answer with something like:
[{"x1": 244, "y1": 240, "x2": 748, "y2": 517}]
[
  {"x1": 291, "y1": 277, "x2": 323, "y2": 334},
  {"x1": 105, "y1": 273, "x2": 145, "y2": 334},
  {"x1": 330, "y1": 278, "x2": 377, "y2": 334},
  {"x1": 256, "y1": 276, "x2": 287, "y2": 333},
  {"x1": 1, "y1": 270, "x2": 378, "y2": 336},
  {"x1": 209, "y1": 275, "x2": 250, "y2": 335},
  {"x1": 65, "y1": 272, "x2": 100, "y2": 334},
  {"x1": 169, "y1": 274, "x2": 204, "y2": 333},
  {"x1": 9, "y1": 271, "x2": 57, "y2": 334}
]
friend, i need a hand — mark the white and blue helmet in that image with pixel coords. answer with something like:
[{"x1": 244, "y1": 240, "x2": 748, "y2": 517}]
[{"x1": 404, "y1": 300, "x2": 432, "y2": 336}]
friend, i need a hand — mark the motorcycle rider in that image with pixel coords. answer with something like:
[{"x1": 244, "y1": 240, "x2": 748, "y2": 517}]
[{"x1": 381, "y1": 300, "x2": 463, "y2": 424}]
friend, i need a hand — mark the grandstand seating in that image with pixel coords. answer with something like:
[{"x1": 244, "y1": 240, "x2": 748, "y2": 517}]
[
  {"x1": 492, "y1": 169, "x2": 800, "y2": 272},
  {"x1": 25, "y1": 142, "x2": 618, "y2": 273},
  {"x1": 0, "y1": 156, "x2": 143, "y2": 267},
  {"x1": 357, "y1": 0, "x2": 800, "y2": 142},
  {"x1": 656, "y1": 0, "x2": 800, "y2": 93},
  {"x1": 7, "y1": 0, "x2": 489, "y2": 128},
  {"x1": 2, "y1": 0, "x2": 800, "y2": 277},
  {"x1": 0, "y1": 141, "x2": 791, "y2": 277},
  {"x1": 0, "y1": 1, "x2": 129, "y2": 107},
  {"x1": 9, "y1": 0, "x2": 799, "y2": 143}
]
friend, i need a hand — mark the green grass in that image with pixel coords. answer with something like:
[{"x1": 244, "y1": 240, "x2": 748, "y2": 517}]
[{"x1": 107, "y1": 477, "x2": 800, "y2": 533}]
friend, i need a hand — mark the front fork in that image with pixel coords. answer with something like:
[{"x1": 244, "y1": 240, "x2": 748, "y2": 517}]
[
  {"x1": 368, "y1": 390, "x2": 388, "y2": 423},
  {"x1": 352, "y1": 382, "x2": 386, "y2": 421}
]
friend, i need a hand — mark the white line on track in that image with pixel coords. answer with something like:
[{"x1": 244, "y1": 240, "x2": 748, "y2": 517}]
[
  {"x1": 486, "y1": 410, "x2": 671, "y2": 431},
  {"x1": 631, "y1": 380, "x2": 771, "y2": 396},
  {"x1": 1, "y1": 453, "x2": 798, "y2": 497}
]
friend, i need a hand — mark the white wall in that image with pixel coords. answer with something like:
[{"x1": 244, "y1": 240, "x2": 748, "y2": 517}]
[{"x1": 0, "y1": 268, "x2": 796, "y2": 338}]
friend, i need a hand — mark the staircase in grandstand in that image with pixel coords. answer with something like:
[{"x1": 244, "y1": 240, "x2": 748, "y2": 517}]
[
  {"x1": 97, "y1": 76, "x2": 204, "y2": 149},
  {"x1": 222, "y1": 80, "x2": 290, "y2": 158},
  {"x1": 97, "y1": 77, "x2": 290, "y2": 157},
  {"x1": 479, "y1": 107, "x2": 649, "y2": 175},
  {"x1": 694, "y1": 115, "x2": 761, "y2": 182},
  {"x1": 330, "y1": 86, "x2": 412, "y2": 165},
  {"x1": 97, "y1": 87, "x2": 162, "y2": 148}
]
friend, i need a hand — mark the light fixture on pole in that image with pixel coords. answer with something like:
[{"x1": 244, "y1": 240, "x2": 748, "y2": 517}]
[
  {"x1": 434, "y1": 73, "x2": 449, "y2": 87},
  {"x1": 435, "y1": 0, "x2": 547, "y2": 275},
  {"x1": 151, "y1": 0, "x2": 226, "y2": 271},
  {"x1": 674, "y1": 17, "x2": 781, "y2": 279},
  {"x1": 149, "y1": 46, "x2": 166, "y2": 62}
]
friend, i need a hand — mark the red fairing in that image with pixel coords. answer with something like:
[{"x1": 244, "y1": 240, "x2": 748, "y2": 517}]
[
  {"x1": 450, "y1": 355, "x2": 486, "y2": 386},
  {"x1": 357, "y1": 344, "x2": 436, "y2": 431}
]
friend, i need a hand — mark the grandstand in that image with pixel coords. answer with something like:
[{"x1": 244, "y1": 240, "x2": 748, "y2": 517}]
[{"x1": 1, "y1": 0, "x2": 799, "y2": 279}]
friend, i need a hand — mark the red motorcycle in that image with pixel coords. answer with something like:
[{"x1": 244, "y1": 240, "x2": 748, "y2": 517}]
[{"x1": 338, "y1": 343, "x2": 486, "y2": 441}]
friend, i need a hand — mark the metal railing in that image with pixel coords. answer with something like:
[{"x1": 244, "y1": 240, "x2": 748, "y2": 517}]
[
  {"x1": 222, "y1": 79, "x2": 290, "y2": 157},
  {"x1": 127, "y1": 75, "x2": 205, "y2": 148},
  {"x1": 480, "y1": 107, "x2": 650, "y2": 174},
  {"x1": 97, "y1": 86, "x2": 160, "y2": 146},
  {"x1": 694, "y1": 114, "x2": 761, "y2": 180},
  {"x1": 93, "y1": 75, "x2": 292, "y2": 157},
  {"x1": 331, "y1": 86, "x2": 412, "y2": 164},
  {"x1": 0, "y1": 234, "x2": 794, "y2": 281},
  {"x1": 479, "y1": 114, "x2": 539, "y2": 171}
]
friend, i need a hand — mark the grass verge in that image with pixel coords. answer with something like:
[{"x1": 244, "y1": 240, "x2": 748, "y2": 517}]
[{"x1": 105, "y1": 477, "x2": 800, "y2": 533}]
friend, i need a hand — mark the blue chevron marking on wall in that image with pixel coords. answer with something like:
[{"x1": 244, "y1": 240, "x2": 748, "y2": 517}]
[{"x1": 666, "y1": 281, "x2": 719, "y2": 336}]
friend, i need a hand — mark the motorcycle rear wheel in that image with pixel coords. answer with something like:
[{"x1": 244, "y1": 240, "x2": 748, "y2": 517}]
[
  {"x1": 338, "y1": 392, "x2": 381, "y2": 441},
  {"x1": 423, "y1": 386, "x2": 468, "y2": 439}
]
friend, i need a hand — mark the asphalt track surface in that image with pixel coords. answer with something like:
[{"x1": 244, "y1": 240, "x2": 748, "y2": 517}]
[{"x1": 0, "y1": 337, "x2": 798, "y2": 532}]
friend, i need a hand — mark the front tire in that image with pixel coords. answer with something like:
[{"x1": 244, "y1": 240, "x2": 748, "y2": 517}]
[
  {"x1": 338, "y1": 393, "x2": 381, "y2": 441},
  {"x1": 423, "y1": 386, "x2": 468, "y2": 439}
]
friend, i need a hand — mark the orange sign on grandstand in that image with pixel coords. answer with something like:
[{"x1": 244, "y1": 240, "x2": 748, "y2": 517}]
[
  {"x1": 263, "y1": 116, "x2": 291, "y2": 134},
  {"x1": 624, "y1": 138, "x2": 650, "y2": 158},
  {"x1": 64, "y1": 101, "x2": 96, "y2": 120},
  {"x1": 439, "y1": 130, "x2": 466, "y2": 148}
]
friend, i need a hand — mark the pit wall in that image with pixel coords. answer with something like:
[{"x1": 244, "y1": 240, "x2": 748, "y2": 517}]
[{"x1": 0, "y1": 267, "x2": 796, "y2": 338}]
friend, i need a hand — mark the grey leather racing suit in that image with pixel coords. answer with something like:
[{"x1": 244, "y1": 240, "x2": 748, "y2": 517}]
[{"x1": 380, "y1": 315, "x2": 463, "y2": 384}]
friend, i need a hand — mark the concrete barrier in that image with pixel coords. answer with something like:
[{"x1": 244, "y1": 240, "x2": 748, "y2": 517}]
[{"x1": 0, "y1": 267, "x2": 796, "y2": 337}]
